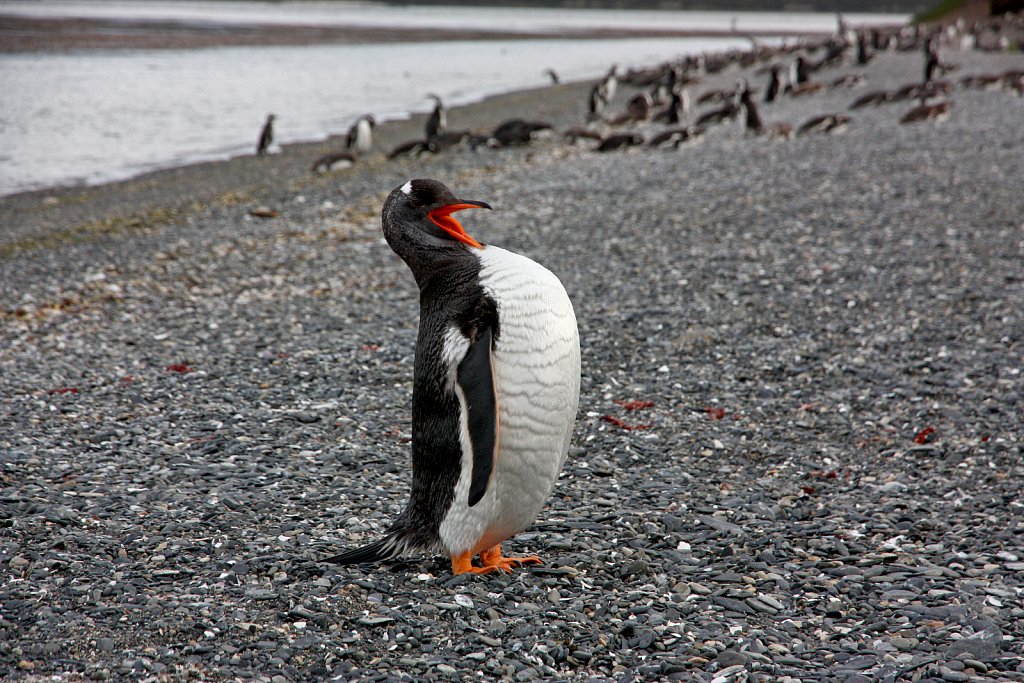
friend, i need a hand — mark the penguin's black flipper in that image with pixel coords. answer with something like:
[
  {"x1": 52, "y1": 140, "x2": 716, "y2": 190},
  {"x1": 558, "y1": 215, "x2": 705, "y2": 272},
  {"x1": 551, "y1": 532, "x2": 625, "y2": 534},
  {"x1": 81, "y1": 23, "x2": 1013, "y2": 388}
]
[
  {"x1": 323, "y1": 536, "x2": 400, "y2": 565},
  {"x1": 457, "y1": 326, "x2": 498, "y2": 508}
]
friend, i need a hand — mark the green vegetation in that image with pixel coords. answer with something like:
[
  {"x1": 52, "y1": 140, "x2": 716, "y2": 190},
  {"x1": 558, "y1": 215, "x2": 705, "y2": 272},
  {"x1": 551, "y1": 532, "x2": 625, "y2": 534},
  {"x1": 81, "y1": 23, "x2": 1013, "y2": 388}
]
[{"x1": 913, "y1": 0, "x2": 968, "y2": 22}]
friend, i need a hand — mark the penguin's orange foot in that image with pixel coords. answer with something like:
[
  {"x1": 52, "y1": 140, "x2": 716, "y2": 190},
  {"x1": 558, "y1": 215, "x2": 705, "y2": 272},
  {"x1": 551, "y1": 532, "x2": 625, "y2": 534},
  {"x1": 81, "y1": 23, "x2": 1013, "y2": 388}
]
[
  {"x1": 450, "y1": 546, "x2": 543, "y2": 575},
  {"x1": 481, "y1": 545, "x2": 541, "y2": 573}
]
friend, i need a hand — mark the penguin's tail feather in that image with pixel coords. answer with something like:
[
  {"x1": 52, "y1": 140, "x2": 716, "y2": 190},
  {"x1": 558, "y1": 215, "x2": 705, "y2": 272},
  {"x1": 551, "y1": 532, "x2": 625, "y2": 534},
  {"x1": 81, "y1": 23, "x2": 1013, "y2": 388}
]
[{"x1": 323, "y1": 532, "x2": 408, "y2": 566}]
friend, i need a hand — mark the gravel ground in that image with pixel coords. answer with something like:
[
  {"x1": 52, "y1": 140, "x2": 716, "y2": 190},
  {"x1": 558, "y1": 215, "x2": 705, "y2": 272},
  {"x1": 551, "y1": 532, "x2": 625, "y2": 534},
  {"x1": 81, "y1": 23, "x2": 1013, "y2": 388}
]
[{"x1": 2, "y1": 46, "x2": 1024, "y2": 682}]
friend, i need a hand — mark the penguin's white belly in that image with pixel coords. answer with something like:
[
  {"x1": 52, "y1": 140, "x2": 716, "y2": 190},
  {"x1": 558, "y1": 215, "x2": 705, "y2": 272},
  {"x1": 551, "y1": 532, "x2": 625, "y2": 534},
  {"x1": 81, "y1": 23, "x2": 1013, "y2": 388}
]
[
  {"x1": 438, "y1": 246, "x2": 580, "y2": 556},
  {"x1": 353, "y1": 120, "x2": 372, "y2": 154}
]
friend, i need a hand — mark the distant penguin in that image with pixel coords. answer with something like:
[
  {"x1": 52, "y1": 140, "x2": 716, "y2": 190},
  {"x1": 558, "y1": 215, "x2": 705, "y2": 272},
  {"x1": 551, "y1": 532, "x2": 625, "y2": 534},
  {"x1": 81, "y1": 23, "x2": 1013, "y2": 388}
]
[
  {"x1": 850, "y1": 89, "x2": 893, "y2": 108},
  {"x1": 544, "y1": 68, "x2": 560, "y2": 85},
  {"x1": 387, "y1": 139, "x2": 432, "y2": 160},
  {"x1": 599, "y1": 65, "x2": 618, "y2": 103},
  {"x1": 647, "y1": 126, "x2": 703, "y2": 149},
  {"x1": 695, "y1": 85, "x2": 742, "y2": 127},
  {"x1": 256, "y1": 114, "x2": 276, "y2": 156},
  {"x1": 430, "y1": 130, "x2": 470, "y2": 153},
  {"x1": 425, "y1": 94, "x2": 447, "y2": 141},
  {"x1": 608, "y1": 93, "x2": 652, "y2": 125},
  {"x1": 797, "y1": 113, "x2": 851, "y2": 135},
  {"x1": 790, "y1": 56, "x2": 810, "y2": 88},
  {"x1": 310, "y1": 150, "x2": 356, "y2": 173},
  {"x1": 325, "y1": 179, "x2": 580, "y2": 575},
  {"x1": 596, "y1": 132, "x2": 644, "y2": 152},
  {"x1": 856, "y1": 31, "x2": 873, "y2": 65},
  {"x1": 654, "y1": 88, "x2": 689, "y2": 125},
  {"x1": 765, "y1": 65, "x2": 783, "y2": 103},
  {"x1": 900, "y1": 99, "x2": 951, "y2": 124},
  {"x1": 739, "y1": 84, "x2": 765, "y2": 134},
  {"x1": 587, "y1": 83, "x2": 606, "y2": 121},
  {"x1": 346, "y1": 114, "x2": 376, "y2": 154},
  {"x1": 489, "y1": 119, "x2": 553, "y2": 147},
  {"x1": 924, "y1": 41, "x2": 940, "y2": 82}
]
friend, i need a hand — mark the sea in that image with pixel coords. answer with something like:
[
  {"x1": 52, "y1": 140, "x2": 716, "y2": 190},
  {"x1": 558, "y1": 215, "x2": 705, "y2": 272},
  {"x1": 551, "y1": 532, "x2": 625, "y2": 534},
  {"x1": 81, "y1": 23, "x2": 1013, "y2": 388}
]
[{"x1": 0, "y1": 1, "x2": 907, "y2": 197}]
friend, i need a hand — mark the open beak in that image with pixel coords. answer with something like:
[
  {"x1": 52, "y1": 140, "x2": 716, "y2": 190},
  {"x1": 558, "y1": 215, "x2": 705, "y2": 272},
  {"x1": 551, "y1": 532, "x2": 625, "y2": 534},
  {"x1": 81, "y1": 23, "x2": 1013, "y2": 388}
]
[{"x1": 427, "y1": 200, "x2": 492, "y2": 249}]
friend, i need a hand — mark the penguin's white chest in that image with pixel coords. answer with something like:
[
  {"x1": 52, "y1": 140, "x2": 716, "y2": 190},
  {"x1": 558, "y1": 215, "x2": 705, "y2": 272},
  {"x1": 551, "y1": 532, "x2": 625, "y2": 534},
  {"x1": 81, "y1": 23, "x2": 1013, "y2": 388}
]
[
  {"x1": 438, "y1": 246, "x2": 580, "y2": 556},
  {"x1": 353, "y1": 119, "x2": 373, "y2": 153}
]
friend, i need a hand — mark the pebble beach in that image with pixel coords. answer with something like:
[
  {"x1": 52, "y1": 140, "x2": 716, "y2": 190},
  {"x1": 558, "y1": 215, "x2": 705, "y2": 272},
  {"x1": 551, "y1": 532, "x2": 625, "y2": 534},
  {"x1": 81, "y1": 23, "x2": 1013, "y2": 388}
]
[{"x1": 2, "y1": 26, "x2": 1024, "y2": 683}]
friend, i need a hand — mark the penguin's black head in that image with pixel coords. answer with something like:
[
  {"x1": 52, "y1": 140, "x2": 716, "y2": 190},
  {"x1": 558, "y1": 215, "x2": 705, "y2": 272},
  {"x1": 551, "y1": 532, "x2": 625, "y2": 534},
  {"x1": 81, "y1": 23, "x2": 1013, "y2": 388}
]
[{"x1": 382, "y1": 179, "x2": 492, "y2": 253}]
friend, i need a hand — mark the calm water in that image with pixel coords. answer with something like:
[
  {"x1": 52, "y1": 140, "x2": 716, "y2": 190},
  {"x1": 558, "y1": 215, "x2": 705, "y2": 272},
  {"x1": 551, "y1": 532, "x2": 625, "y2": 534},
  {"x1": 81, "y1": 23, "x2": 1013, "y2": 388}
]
[{"x1": 0, "y1": 1, "x2": 906, "y2": 197}]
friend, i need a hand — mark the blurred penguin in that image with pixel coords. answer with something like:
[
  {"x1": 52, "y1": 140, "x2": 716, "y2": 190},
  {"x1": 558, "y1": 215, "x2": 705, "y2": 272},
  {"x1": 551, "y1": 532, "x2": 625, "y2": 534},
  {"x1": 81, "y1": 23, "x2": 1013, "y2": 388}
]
[
  {"x1": 256, "y1": 113, "x2": 276, "y2": 156},
  {"x1": 345, "y1": 114, "x2": 376, "y2": 155},
  {"x1": 425, "y1": 94, "x2": 447, "y2": 141}
]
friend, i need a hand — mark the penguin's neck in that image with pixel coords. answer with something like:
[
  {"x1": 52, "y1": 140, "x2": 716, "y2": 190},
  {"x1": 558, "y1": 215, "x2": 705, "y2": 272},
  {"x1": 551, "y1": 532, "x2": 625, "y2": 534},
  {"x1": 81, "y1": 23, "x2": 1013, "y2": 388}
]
[{"x1": 403, "y1": 244, "x2": 481, "y2": 294}]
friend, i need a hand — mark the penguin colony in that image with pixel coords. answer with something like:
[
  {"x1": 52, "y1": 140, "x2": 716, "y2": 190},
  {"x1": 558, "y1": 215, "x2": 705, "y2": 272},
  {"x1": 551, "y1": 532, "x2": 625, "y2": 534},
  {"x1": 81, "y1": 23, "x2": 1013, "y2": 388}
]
[
  {"x1": 255, "y1": 12, "x2": 1022, "y2": 170},
  {"x1": 326, "y1": 179, "x2": 581, "y2": 574}
]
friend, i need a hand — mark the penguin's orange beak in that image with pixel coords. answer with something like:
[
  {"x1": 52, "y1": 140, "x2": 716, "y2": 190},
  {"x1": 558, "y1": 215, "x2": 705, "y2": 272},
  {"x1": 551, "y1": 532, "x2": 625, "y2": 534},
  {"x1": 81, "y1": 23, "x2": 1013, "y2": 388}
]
[{"x1": 428, "y1": 201, "x2": 491, "y2": 249}]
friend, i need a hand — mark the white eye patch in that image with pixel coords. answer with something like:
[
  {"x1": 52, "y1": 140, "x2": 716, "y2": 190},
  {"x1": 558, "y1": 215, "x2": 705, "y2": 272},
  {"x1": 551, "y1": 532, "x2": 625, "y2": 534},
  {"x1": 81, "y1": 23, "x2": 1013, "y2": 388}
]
[{"x1": 401, "y1": 180, "x2": 413, "y2": 195}]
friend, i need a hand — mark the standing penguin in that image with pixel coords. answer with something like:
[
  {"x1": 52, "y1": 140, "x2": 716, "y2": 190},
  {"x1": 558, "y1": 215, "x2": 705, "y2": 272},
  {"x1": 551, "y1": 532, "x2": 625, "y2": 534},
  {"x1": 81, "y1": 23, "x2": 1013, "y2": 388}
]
[
  {"x1": 425, "y1": 94, "x2": 447, "y2": 141},
  {"x1": 256, "y1": 113, "x2": 276, "y2": 156},
  {"x1": 739, "y1": 82, "x2": 765, "y2": 134},
  {"x1": 326, "y1": 179, "x2": 580, "y2": 575},
  {"x1": 789, "y1": 56, "x2": 809, "y2": 89},
  {"x1": 765, "y1": 65, "x2": 783, "y2": 103},
  {"x1": 345, "y1": 114, "x2": 376, "y2": 154},
  {"x1": 924, "y1": 38, "x2": 940, "y2": 83}
]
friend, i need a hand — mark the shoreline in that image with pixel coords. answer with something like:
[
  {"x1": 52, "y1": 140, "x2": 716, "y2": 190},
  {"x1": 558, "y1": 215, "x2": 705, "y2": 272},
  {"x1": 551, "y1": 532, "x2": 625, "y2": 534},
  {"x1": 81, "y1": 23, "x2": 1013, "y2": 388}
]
[{"x1": 0, "y1": 78, "x2": 595, "y2": 256}]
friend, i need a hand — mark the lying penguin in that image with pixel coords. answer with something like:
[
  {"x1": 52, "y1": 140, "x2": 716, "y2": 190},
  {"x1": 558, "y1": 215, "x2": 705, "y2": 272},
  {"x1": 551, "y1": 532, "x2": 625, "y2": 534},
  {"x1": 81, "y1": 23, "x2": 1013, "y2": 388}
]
[{"x1": 326, "y1": 179, "x2": 581, "y2": 575}]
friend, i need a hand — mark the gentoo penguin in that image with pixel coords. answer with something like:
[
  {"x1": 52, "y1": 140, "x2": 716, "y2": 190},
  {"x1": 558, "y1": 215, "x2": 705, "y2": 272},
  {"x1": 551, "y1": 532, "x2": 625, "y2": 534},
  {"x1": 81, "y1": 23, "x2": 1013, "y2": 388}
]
[
  {"x1": 256, "y1": 113, "x2": 276, "y2": 156},
  {"x1": 850, "y1": 89, "x2": 893, "y2": 108},
  {"x1": 310, "y1": 150, "x2": 356, "y2": 173},
  {"x1": 326, "y1": 179, "x2": 580, "y2": 575},
  {"x1": 544, "y1": 68, "x2": 560, "y2": 85},
  {"x1": 765, "y1": 65, "x2": 783, "y2": 103},
  {"x1": 797, "y1": 113, "x2": 851, "y2": 135},
  {"x1": 653, "y1": 88, "x2": 689, "y2": 125},
  {"x1": 695, "y1": 85, "x2": 742, "y2": 127},
  {"x1": 924, "y1": 39, "x2": 940, "y2": 83},
  {"x1": 607, "y1": 93, "x2": 652, "y2": 125},
  {"x1": 596, "y1": 132, "x2": 644, "y2": 152},
  {"x1": 430, "y1": 130, "x2": 471, "y2": 153},
  {"x1": 345, "y1": 114, "x2": 376, "y2": 154},
  {"x1": 959, "y1": 73, "x2": 1004, "y2": 90},
  {"x1": 739, "y1": 84, "x2": 765, "y2": 134},
  {"x1": 587, "y1": 83, "x2": 606, "y2": 122},
  {"x1": 647, "y1": 126, "x2": 704, "y2": 149},
  {"x1": 599, "y1": 65, "x2": 618, "y2": 103},
  {"x1": 900, "y1": 99, "x2": 951, "y2": 124},
  {"x1": 856, "y1": 31, "x2": 873, "y2": 65},
  {"x1": 489, "y1": 119, "x2": 553, "y2": 148},
  {"x1": 790, "y1": 56, "x2": 810, "y2": 88},
  {"x1": 425, "y1": 94, "x2": 447, "y2": 141},
  {"x1": 387, "y1": 139, "x2": 432, "y2": 159}
]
